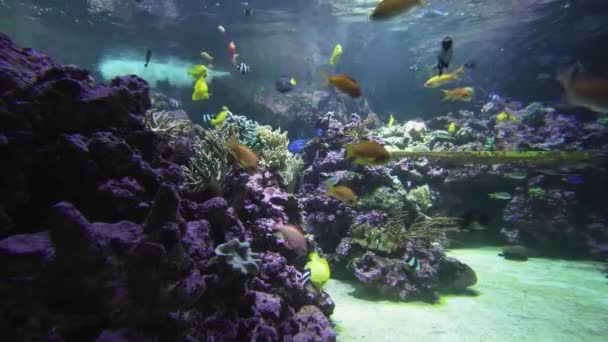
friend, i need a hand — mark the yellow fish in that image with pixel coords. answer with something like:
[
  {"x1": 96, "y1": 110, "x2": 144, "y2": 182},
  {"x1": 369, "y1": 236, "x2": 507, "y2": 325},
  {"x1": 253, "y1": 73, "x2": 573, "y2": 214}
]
[
  {"x1": 388, "y1": 113, "x2": 395, "y2": 127},
  {"x1": 329, "y1": 43, "x2": 343, "y2": 65},
  {"x1": 192, "y1": 77, "x2": 209, "y2": 101},
  {"x1": 424, "y1": 65, "x2": 465, "y2": 88},
  {"x1": 442, "y1": 87, "x2": 475, "y2": 102},
  {"x1": 496, "y1": 111, "x2": 519, "y2": 123},
  {"x1": 305, "y1": 251, "x2": 331, "y2": 290},
  {"x1": 211, "y1": 106, "x2": 230, "y2": 126},
  {"x1": 188, "y1": 64, "x2": 208, "y2": 81},
  {"x1": 447, "y1": 122, "x2": 457, "y2": 133},
  {"x1": 290, "y1": 77, "x2": 297, "y2": 86}
]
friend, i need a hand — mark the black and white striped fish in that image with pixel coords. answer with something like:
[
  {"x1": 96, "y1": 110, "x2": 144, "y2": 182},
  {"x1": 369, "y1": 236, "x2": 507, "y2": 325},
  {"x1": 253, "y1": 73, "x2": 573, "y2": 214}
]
[
  {"x1": 405, "y1": 252, "x2": 421, "y2": 271},
  {"x1": 236, "y1": 62, "x2": 250, "y2": 74},
  {"x1": 300, "y1": 268, "x2": 312, "y2": 287}
]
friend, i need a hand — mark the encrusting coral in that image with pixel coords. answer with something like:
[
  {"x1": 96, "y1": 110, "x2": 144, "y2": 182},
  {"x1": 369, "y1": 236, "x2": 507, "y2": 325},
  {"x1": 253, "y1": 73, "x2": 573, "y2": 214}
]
[{"x1": 215, "y1": 238, "x2": 262, "y2": 275}]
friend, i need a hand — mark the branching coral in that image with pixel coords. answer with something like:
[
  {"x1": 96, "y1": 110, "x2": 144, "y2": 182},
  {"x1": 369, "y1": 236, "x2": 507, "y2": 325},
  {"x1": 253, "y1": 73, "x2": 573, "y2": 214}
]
[
  {"x1": 281, "y1": 153, "x2": 304, "y2": 192},
  {"x1": 257, "y1": 125, "x2": 289, "y2": 172},
  {"x1": 349, "y1": 213, "x2": 459, "y2": 253},
  {"x1": 144, "y1": 109, "x2": 190, "y2": 135},
  {"x1": 344, "y1": 115, "x2": 374, "y2": 142},
  {"x1": 181, "y1": 128, "x2": 231, "y2": 191},
  {"x1": 528, "y1": 187, "x2": 546, "y2": 199},
  {"x1": 402, "y1": 215, "x2": 461, "y2": 248}
]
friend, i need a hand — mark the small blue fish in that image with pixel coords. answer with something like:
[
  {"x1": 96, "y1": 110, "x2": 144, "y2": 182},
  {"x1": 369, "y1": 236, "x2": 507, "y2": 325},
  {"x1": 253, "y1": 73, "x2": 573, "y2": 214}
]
[
  {"x1": 315, "y1": 128, "x2": 324, "y2": 137},
  {"x1": 288, "y1": 139, "x2": 309, "y2": 153},
  {"x1": 562, "y1": 175, "x2": 584, "y2": 184}
]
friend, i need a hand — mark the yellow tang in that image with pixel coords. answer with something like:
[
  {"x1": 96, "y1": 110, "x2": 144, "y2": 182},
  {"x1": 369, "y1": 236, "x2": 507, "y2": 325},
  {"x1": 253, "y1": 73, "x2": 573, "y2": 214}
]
[
  {"x1": 188, "y1": 64, "x2": 208, "y2": 81},
  {"x1": 305, "y1": 251, "x2": 331, "y2": 289},
  {"x1": 290, "y1": 77, "x2": 297, "y2": 86},
  {"x1": 496, "y1": 111, "x2": 519, "y2": 123},
  {"x1": 192, "y1": 77, "x2": 209, "y2": 101},
  {"x1": 211, "y1": 106, "x2": 230, "y2": 126},
  {"x1": 329, "y1": 43, "x2": 343, "y2": 65},
  {"x1": 388, "y1": 113, "x2": 395, "y2": 127},
  {"x1": 448, "y1": 122, "x2": 457, "y2": 133}
]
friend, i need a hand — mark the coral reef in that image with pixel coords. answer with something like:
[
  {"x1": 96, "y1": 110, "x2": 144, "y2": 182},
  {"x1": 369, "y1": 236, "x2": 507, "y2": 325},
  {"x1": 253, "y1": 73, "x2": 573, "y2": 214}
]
[{"x1": 0, "y1": 33, "x2": 334, "y2": 341}]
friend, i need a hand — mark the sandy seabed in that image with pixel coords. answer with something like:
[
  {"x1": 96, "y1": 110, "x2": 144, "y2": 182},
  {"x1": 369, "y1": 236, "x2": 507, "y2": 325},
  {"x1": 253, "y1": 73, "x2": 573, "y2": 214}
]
[{"x1": 325, "y1": 247, "x2": 608, "y2": 342}]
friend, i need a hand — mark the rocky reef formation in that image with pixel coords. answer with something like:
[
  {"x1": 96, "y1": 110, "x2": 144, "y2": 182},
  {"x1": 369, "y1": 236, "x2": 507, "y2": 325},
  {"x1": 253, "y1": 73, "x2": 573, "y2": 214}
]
[
  {"x1": 376, "y1": 103, "x2": 608, "y2": 259},
  {"x1": 0, "y1": 33, "x2": 334, "y2": 341},
  {"x1": 296, "y1": 113, "x2": 479, "y2": 301}
]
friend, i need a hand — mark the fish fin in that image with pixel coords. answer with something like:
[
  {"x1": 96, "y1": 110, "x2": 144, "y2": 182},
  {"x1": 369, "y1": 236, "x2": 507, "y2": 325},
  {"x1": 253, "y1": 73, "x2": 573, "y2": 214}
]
[
  {"x1": 488, "y1": 194, "x2": 495, "y2": 199},
  {"x1": 454, "y1": 65, "x2": 465, "y2": 76},
  {"x1": 418, "y1": 0, "x2": 428, "y2": 6},
  {"x1": 441, "y1": 90, "x2": 450, "y2": 102},
  {"x1": 345, "y1": 145, "x2": 355, "y2": 161},
  {"x1": 323, "y1": 176, "x2": 339, "y2": 186},
  {"x1": 343, "y1": 75, "x2": 358, "y2": 84}
]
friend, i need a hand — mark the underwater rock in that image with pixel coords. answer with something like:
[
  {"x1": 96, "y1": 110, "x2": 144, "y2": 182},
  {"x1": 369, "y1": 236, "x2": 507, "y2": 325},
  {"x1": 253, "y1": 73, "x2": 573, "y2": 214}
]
[
  {"x1": 499, "y1": 245, "x2": 529, "y2": 261},
  {"x1": 0, "y1": 34, "x2": 337, "y2": 340},
  {"x1": 403, "y1": 120, "x2": 427, "y2": 140},
  {"x1": 283, "y1": 305, "x2": 337, "y2": 342},
  {"x1": 349, "y1": 249, "x2": 476, "y2": 302},
  {"x1": 437, "y1": 256, "x2": 478, "y2": 289},
  {"x1": 517, "y1": 102, "x2": 546, "y2": 127},
  {"x1": 0, "y1": 230, "x2": 54, "y2": 277}
]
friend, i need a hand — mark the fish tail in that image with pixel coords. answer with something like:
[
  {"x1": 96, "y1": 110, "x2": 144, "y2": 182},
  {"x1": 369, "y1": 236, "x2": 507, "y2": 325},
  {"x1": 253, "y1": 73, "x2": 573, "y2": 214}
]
[
  {"x1": 441, "y1": 90, "x2": 450, "y2": 102},
  {"x1": 488, "y1": 194, "x2": 495, "y2": 199},
  {"x1": 345, "y1": 145, "x2": 355, "y2": 161},
  {"x1": 454, "y1": 65, "x2": 465, "y2": 76}
]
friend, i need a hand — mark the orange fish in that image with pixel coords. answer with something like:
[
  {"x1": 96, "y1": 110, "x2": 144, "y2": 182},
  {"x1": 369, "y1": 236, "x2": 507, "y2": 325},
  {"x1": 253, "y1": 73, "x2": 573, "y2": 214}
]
[
  {"x1": 370, "y1": 0, "x2": 428, "y2": 21},
  {"x1": 228, "y1": 138, "x2": 259, "y2": 174},
  {"x1": 442, "y1": 87, "x2": 475, "y2": 102},
  {"x1": 325, "y1": 184, "x2": 358, "y2": 205},
  {"x1": 273, "y1": 220, "x2": 308, "y2": 256},
  {"x1": 558, "y1": 64, "x2": 608, "y2": 114},
  {"x1": 345, "y1": 141, "x2": 391, "y2": 165},
  {"x1": 327, "y1": 74, "x2": 362, "y2": 98}
]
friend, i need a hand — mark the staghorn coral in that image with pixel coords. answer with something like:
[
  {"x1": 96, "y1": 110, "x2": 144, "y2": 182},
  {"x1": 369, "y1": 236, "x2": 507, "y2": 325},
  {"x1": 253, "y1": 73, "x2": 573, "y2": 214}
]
[
  {"x1": 144, "y1": 109, "x2": 190, "y2": 135},
  {"x1": 181, "y1": 128, "x2": 231, "y2": 192}
]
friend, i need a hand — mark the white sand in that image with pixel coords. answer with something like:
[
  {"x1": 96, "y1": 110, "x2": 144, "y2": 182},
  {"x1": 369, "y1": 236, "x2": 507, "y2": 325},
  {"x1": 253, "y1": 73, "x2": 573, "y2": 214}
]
[{"x1": 325, "y1": 247, "x2": 608, "y2": 342}]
